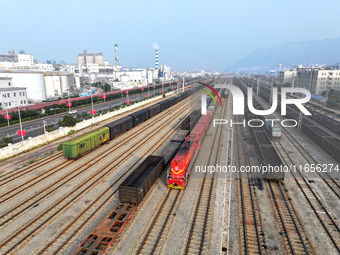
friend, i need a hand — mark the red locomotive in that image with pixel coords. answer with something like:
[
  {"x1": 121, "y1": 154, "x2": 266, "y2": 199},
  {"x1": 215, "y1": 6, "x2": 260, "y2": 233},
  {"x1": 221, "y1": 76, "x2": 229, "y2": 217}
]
[{"x1": 167, "y1": 110, "x2": 212, "y2": 189}]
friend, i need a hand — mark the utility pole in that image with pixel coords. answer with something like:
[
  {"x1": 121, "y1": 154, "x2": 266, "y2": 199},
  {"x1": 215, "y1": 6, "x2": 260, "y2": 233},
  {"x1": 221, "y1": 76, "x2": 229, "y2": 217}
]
[
  {"x1": 5, "y1": 106, "x2": 10, "y2": 126},
  {"x1": 298, "y1": 110, "x2": 303, "y2": 130},
  {"x1": 91, "y1": 92, "x2": 94, "y2": 117},
  {"x1": 18, "y1": 106, "x2": 24, "y2": 141},
  {"x1": 43, "y1": 120, "x2": 46, "y2": 134},
  {"x1": 182, "y1": 77, "x2": 185, "y2": 92},
  {"x1": 67, "y1": 89, "x2": 71, "y2": 112},
  {"x1": 270, "y1": 76, "x2": 273, "y2": 105}
]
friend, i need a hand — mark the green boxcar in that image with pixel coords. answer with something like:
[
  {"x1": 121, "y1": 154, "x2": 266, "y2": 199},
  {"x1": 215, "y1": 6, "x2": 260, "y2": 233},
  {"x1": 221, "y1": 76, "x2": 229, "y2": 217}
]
[{"x1": 62, "y1": 127, "x2": 110, "y2": 159}]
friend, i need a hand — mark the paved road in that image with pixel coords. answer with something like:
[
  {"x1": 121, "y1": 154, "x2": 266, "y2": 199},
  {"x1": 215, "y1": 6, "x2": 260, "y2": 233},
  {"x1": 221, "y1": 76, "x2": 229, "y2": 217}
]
[{"x1": 0, "y1": 87, "x2": 173, "y2": 143}]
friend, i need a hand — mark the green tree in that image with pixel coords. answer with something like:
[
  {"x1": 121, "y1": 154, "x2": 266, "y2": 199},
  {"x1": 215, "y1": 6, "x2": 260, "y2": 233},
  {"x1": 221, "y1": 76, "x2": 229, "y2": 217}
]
[
  {"x1": 59, "y1": 115, "x2": 77, "y2": 127},
  {"x1": 46, "y1": 124, "x2": 54, "y2": 132},
  {"x1": 0, "y1": 137, "x2": 13, "y2": 148},
  {"x1": 327, "y1": 97, "x2": 337, "y2": 107},
  {"x1": 104, "y1": 83, "x2": 111, "y2": 92},
  {"x1": 51, "y1": 104, "x2": 60, "y2": 114}
]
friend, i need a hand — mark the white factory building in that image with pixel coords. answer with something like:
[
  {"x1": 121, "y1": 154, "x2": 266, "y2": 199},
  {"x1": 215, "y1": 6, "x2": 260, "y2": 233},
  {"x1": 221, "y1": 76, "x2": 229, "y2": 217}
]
[
  {"x1": 0, "y1": 71, "x2": 46, "y2": 102},
  {"x1": 0, "y1": 77, "x2": 28, "y2": 108},
  {"x1": 279, "y1": 67, "x2": 340, "y2": 95},
  {"x1": 113, "y1": 68, "x2": 153, "y2": 88},
  {"x1": 44, "y1": 73, "x2": 75, "y2": 98},
  {"x1": 0, "y1": 71, "x2": 75, "y2": 102},
  {"x1": 77, "y1": 48, "x2": 172, "y2": 88}
]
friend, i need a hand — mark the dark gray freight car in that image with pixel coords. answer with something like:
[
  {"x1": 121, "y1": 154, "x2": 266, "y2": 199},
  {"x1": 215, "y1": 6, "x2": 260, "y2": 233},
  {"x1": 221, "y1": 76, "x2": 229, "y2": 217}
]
[
  {"x1": 149, "y1": 104, "x2": 161, "y2": 117},
  {"x1": 181, "y1": 110, "x2": 201, "y2": 131},
  {"x1": 129, "y1": 108, "x2": 150, "y2": 126},
  {"x1": 171, "y1": 130, "x2": 190, "y2": 143},
  {"x1": 157, "y1": 141, "x2": 181, "y2": 165},
  {"x1": 157, "y1": 98, "x2": 171, "y2": 111},
  {"x1": 105, "y1": 116, "x2": 133, "y2": 139},
  {"x1": 119, "y1": 156, "x2": 164, "y2": 204}
]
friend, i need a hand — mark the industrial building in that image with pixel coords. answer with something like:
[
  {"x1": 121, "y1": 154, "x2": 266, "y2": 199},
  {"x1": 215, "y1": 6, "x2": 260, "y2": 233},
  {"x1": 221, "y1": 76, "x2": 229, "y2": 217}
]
[
  {"x1": 0, "y1": 51, "x2": 34, "y2": 69},
  {"x1": 76, "y1": 46, "x2": 172, "y2": 88},
  {"x1": 0, "y1": 77, "x2": 28, "y2": 108},
  {"x1": 44, "y1": 73, "x2": 75, "y2": 98},
  {"x1": 0, "y1": 46, "x2": 173, "y2": 101},
  {"x1": 77, "y1": 50, "x2": 105, "y2": 66},
  {"x1": 0, "y1": 71, "x2": 75, "y2": 102},
  {"x1": 0, "y1": 71, "x2": 46, "y2": 102},
  {"x1": 279, "y1": 67, "x2": 340, "y2": 95}
]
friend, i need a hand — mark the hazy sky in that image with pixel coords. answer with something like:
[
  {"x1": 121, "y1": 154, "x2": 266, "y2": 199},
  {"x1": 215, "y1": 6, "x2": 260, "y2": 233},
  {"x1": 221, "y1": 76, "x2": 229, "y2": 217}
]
[{"x1": 1, "y1": 0, "x2": 340, "y2": 71}]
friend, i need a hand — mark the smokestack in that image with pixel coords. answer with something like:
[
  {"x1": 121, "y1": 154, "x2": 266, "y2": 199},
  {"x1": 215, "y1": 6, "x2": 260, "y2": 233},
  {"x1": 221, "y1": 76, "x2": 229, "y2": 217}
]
[
  {"x1": 155, "y1": 49, "x2": 159, "y2": 70},
  {"x1": 114, "y1": 44, "x2": 119, "y2": 66}
]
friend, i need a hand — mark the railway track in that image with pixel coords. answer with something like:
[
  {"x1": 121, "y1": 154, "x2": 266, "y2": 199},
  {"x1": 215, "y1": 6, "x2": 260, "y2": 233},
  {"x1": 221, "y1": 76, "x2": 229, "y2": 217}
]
[
  {"x1": 274, "y1": 141, "x2": 340, "y2": 253},
  {"x1": 0, "y1": 99, "x2": 192, "y2": 228},
  {"x1": 252, "y1": 85, "x2": 340, "y2": 201},
  {"x1": 234, "y1": 115, "x2": 266, "y2": 255},
  {"x1": 179, "y1": 96, "x2": 227, "y2": 255},
  {"x1": 249, "y1": 81, "x2": 340, "y2": 201},
  {"x1": 240, "y1": 78, "x2": 339, "y2": 253},
  {"x1": 265, "y1": 180, "x2": 313, "y2": 255},
  {"x1": 0, "y1": 93, "x2": 202, "y2": 254},
  {"x1": 0, "y1": 96, "x2": 192, "y2": 209},
  {"x1": 281, "y1": 128, "x2": 340, "y2": 200},
  {"x1": 236, "y1": 78, "x2": 314, "y2": 254},
  {"x1": 0, "y1": 151, "x2": 64, "y2": 185},
  {"x1": 135, "y1": 189, "x2": 182, "y2": 254}
]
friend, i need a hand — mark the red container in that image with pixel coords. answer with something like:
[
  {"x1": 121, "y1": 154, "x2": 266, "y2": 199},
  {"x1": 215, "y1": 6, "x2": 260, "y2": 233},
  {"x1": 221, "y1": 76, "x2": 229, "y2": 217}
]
[
  {"x1": 198, "y1": 110, "x2": 212, "y2": 129},
  {"x1": 190, "y1": 123, "x2": 207, "y2": 146}
]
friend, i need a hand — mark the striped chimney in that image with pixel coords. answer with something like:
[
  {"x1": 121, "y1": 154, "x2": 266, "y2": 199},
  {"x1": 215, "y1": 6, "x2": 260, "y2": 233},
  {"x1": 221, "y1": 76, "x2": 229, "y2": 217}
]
[{"x1": 155, "y1": 49, "x2": 159, "y2": 70}]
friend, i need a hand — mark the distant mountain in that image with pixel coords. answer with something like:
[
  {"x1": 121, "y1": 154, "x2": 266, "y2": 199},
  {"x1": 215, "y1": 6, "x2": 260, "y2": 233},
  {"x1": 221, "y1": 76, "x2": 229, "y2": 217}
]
[{"x1": 231, "y1": 37, "x2": 340, "y2": 72}]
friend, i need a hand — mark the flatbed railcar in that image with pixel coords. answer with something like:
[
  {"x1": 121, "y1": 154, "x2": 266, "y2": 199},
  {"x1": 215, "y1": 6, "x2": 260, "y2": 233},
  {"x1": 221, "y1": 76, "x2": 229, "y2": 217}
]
[{"x1": 62, "y1": 127, "x2": 110, "y2": 159}]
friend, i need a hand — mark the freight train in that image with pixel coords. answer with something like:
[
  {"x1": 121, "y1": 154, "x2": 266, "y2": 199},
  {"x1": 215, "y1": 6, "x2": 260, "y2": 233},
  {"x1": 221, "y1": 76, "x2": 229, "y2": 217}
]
[
  {"x1": 167, "y1": 88, "x2": 219, "y2": 189},
  {"x1": 167, "y1": 112, "x2": 213, "y2": 189},
  {"x1": 258, "y1": 83, "x2": 340, "y2": 133},
  {"x1": 62, "y1": 89, "x2": 195, "y2": 159},
  {"x1": 262, "y1": 115, "x2": 282, "y2": 140},
  {"x1": 256, "y1": 82, "x2": 340, "y2": 161}
]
